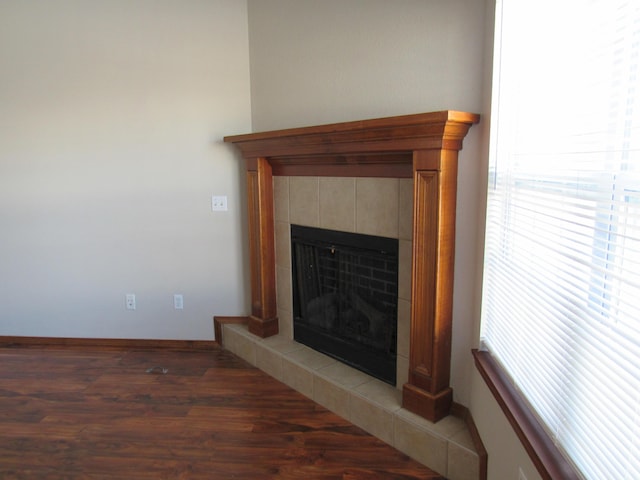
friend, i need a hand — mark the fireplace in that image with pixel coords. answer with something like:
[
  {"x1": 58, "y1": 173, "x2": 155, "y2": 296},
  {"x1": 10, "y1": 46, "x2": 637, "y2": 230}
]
[
  {"x1": 291, "y1": 224, "x2": 398, "y2": 385},
  {"x1": 222, "y1": 110, "x2": 480, "y2": 422}
]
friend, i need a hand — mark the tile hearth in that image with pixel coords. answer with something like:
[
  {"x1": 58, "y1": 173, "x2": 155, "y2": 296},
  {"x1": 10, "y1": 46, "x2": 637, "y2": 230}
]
[{"x1": 220, "y1": 322, "x2": 480, "y2": 480}]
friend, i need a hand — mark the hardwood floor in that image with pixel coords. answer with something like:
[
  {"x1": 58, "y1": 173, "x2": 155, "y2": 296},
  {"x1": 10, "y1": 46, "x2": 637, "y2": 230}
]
[{"x1": 0, "y1": 345, "x2": 444, "y2": 479}]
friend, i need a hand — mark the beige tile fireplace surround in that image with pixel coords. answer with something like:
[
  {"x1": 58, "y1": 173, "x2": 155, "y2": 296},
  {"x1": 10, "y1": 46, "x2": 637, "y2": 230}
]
[{"x1": 274, "y1": 176, "x2": 413, "y2": 388}]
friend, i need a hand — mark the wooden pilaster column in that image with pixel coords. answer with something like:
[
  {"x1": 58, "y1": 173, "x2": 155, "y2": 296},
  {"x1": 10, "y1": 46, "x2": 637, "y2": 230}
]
[
  {"x1": 402, "y1": 149, "x2": 459, "y2": 422},
  {"x1": 245, "y1": 157, "x2": 279, "y2": 338}
]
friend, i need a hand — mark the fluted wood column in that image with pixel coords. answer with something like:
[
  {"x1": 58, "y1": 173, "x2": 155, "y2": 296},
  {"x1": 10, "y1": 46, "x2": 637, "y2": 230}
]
[
  {"x1": 402, "y1": 149, "x2": 459, "y2": 421},
  {"x1": 245, "y1": 157, "x2": 279, "y2": 337}
]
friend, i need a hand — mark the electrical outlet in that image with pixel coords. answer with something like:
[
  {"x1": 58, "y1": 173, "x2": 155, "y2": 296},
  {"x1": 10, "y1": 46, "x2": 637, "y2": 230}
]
[
  {"x1": 174, "y1": 294, "x2": 184, "y2": 310},
  {"x1": 126, "y1": 293, "x2": 136, "y2": 310},
  {"x1": 211, "y1": 195, "x2": 228, "y2": 211}
]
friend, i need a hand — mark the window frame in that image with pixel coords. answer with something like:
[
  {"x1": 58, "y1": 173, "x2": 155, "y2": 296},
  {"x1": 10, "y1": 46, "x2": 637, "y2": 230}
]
[{"x1": 473, "y1": 349, "x2": 582, "y2": 480}]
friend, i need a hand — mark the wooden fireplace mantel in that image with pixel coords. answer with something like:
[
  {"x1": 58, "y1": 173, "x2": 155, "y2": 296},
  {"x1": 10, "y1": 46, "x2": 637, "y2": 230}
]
[{"x1": 224, "y1": 110, "x2": 479, "y2": 422}]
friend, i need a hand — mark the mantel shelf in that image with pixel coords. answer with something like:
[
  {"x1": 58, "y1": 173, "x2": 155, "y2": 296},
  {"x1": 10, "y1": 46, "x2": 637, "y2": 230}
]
[
  {"x1": 225, "y1": 110, "x2": 479, "y2": 177},
  {"x1": 223, "y1": 110, "x2": 479, "y2": 422}
]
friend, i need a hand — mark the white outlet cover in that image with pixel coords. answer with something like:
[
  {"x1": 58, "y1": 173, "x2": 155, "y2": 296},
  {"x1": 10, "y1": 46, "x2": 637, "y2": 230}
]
[
  {"x1": 174, "y1": 294, "x2": 184, "y2": 310},
  {"x1": 126, "y1": 293, "x2": 136, "y2": 310}
]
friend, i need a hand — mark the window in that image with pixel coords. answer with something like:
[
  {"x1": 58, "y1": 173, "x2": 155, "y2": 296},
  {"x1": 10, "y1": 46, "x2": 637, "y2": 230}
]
[{"x1": 480, "y1": 1, "x2": 640, "y2": 478}]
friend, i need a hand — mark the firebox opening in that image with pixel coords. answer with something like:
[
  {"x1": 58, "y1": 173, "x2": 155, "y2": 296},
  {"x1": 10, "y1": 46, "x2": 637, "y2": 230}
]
[{"x1": 291, "y1": 224, "x2": 399, "y2": 386}]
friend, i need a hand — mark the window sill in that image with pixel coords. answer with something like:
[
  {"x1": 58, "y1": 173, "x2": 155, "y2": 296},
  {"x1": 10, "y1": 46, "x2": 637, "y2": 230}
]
[{"x1": 472, "y1": 349, "x2": 581, "y2": 480}]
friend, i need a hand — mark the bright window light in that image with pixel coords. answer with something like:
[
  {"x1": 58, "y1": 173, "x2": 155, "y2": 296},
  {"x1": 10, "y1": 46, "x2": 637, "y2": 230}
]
[{"x1": 481, "y1": 1, "x2": 640, "y2": 478}]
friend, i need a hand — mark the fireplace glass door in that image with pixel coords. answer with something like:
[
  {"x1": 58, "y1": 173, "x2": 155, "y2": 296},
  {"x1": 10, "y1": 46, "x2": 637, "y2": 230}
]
[{"x1": 291, "y1": 224, "x2": 398, "y2": 385}]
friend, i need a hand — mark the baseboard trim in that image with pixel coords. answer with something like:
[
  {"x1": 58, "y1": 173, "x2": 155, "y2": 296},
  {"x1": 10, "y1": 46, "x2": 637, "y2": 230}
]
[
  {"x1": 213, "y1": 316, "x2": 249, "y2": 346},
  {"x1": 452, "y1": 401, "x2": 488, "y2": 480},
  {"x1": 0, "y1": 336, "x2": 219, "y2": 351}
]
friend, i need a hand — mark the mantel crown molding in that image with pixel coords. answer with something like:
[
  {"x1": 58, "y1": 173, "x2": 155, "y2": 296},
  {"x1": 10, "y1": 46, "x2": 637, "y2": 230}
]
[{"x1": 224, "y1": 110, "x2": 480, "y2": 161}]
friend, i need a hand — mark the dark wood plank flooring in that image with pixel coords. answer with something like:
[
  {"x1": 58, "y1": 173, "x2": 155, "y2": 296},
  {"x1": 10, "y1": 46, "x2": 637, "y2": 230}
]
[{"x1": 0, "y1": 345, "x2": 444, "y2": 479}]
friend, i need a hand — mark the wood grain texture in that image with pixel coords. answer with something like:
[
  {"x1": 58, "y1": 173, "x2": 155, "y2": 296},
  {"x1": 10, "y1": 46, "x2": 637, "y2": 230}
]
[
  {"x1": 223, "y1": 111, "x2": 480, "y2": 161},
  {"x1": 246, "y1": 159, "x2": 279, "y2": 338},
  {"x1": 0, "y1": 336, "x2": 218, "y2": 350},
  {"x1": 0, "y1": 345, "x2": 443, "y2": 479}
]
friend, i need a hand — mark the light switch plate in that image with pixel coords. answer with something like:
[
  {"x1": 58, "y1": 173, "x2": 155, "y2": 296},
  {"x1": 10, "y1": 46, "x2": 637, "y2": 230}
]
[{"x1": 212, "y1": 195, "x2": 228, "y2": 211}]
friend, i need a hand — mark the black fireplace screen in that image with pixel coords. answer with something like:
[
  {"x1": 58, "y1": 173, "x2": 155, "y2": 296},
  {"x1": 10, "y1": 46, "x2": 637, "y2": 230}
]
[{"x1": 291, "y1": 224, "x2": 398, "y2": 385}]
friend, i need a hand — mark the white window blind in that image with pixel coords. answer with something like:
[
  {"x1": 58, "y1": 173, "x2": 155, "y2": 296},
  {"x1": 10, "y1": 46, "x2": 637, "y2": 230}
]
[{"x1": 481, "y1": 1, "x2": 640, "y2": 479}]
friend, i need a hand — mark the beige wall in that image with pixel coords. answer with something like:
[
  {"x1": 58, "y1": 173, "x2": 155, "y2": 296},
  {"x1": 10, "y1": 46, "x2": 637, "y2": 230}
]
[
  {"x1": 247, "y1": 0, "x2": 485, "y2": 130},
  {"x1": 0, "y1": 0, "x2": 252, "y2": 339}
]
